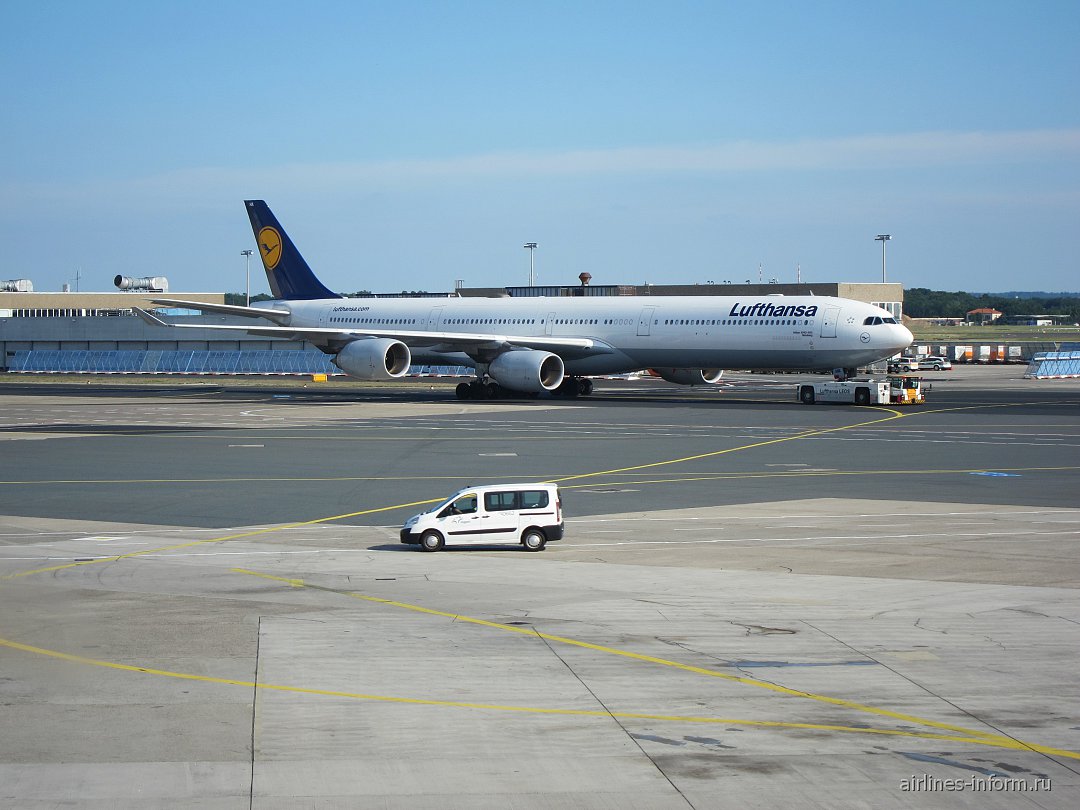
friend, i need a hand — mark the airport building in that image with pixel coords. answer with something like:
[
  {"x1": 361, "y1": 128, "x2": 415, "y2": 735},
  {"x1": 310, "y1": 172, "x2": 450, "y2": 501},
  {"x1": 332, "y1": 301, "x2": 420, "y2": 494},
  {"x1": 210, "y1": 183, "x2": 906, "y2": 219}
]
[{"x1": 2, "y1": 281, "x2": 904, "y2": 374}]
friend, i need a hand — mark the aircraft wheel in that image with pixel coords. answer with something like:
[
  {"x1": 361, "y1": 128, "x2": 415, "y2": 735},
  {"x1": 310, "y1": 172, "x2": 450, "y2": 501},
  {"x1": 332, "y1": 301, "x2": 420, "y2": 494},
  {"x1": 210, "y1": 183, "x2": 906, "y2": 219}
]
[
  {"x1": 577, "y1": 378, "x2": 593, "y2": 396},
  {"x1": 420, "y1": 531, "x2": 444, "y2": 552},
  {"x1": 455, "y1": 382, "x2": 472, "y2": 400}
]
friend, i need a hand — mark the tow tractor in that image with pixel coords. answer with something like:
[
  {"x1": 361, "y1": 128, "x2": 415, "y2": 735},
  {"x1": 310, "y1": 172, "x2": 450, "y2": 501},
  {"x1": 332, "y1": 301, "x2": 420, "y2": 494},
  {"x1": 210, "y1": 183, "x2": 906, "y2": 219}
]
[{"x1": 797, "y1": 375, "x2": 927, "y2": 406}]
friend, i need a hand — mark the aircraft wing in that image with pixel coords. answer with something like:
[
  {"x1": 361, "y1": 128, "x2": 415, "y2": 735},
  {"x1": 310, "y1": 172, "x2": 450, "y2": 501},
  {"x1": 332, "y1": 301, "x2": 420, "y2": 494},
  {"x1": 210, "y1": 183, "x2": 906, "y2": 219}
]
[
  {"x1": 134, "y1": 308, "x2": 609, "y2": 357},
  {"x1": 149, "y1": 298, "x2": 291, "y2": 324}
]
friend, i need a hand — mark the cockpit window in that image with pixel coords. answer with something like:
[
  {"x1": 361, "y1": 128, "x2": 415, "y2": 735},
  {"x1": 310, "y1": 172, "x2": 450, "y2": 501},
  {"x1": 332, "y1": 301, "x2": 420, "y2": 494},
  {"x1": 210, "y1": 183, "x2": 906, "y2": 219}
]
[
  {"x1": 883, "y1": 317, "x2": 897, "y2": 324},
  {"x1": 863, "y1": 316, "x2": 884, "y2": 325}
]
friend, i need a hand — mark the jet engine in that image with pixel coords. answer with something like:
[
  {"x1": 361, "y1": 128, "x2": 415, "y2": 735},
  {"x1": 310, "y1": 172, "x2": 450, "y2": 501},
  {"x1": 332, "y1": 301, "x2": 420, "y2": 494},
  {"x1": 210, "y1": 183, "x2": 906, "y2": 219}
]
[
  {"x1": 651, "y1": 368, "x2": 724, "y2": 386},
  {"x1": 488, "y1": 350, "x2": 565, "y2": 393},
  {"x1": 333, "y1": 338, "x2": 411, "y2": 380}
]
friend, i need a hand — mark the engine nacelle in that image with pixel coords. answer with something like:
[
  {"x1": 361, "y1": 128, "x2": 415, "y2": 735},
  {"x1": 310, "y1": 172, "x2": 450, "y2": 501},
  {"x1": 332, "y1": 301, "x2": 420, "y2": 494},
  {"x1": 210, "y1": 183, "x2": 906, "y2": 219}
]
[
  {"x1": 652, "y1": 367, "x2": 724, "y2": 386},
  {"x1": 333, "y1": 338, "x2": 411, "y2": 380},
  {"x1": 489, "y1": 350, "x2": 564, "y2": 393}
]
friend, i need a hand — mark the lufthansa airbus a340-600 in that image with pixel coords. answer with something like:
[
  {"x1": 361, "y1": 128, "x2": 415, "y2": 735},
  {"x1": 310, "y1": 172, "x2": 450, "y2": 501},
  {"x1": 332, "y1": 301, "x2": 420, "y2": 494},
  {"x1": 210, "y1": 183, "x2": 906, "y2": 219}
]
[{"x1": 136, "y1": 201, "x2": 914, "y2": 399}]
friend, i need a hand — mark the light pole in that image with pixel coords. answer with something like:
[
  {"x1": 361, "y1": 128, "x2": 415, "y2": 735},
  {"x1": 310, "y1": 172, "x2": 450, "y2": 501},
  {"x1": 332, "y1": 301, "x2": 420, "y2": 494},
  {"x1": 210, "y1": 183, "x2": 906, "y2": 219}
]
[
  {"x1": 240, "y1": 249, "x2": 253, "y2": 305},
  {"x1": 523, "y1": 242, "x2": 538, "y2": 287},
  {"x1": 875, "y1": 234, "x2": 891, "y2": 283}
]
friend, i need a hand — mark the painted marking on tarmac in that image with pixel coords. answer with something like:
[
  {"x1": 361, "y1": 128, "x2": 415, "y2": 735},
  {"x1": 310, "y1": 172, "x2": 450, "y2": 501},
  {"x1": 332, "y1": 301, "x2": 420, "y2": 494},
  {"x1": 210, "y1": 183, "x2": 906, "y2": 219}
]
[
  {"x1": 569, "y1": 507, "x2": 1080, "y2": 523},
  {"x1": 0, "y1": 498, "x2": 443, "y2": 581},
  {"x1": 0, "y1": 549, "x2": 358, "y2": 562},
  {"x1": 554, "y1": 465, "x2": 1080, "y2": 492},
  {"x1": 555, "y1": 529, "x2": 1080, "y2": 548},
  {"x1": 546, "y1": 408, "x2": 909, "y2": 484},
  {"x1": 4, "y1": 466, "x2": 1075, "y2": 489},
  {"x1": 2, "y1": 632, "x2": 1077, "y2": 760},
  {"x1": 227, "y1": 567, "x2": 1079, "y2": 760},
  {"x1": 4, "y1": 398, "x2": 1077, "y2": 755}
]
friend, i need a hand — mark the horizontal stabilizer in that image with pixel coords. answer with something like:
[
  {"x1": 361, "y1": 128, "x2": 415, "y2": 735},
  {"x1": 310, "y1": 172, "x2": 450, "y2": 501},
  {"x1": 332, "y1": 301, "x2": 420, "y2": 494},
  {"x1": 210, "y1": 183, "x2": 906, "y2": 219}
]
[
  {"x1": 133, "y1": 307, "x2": 168, "y2": 327},
  {"x1": 148, "y1": 298, "x2": 291, "y2": 324}
]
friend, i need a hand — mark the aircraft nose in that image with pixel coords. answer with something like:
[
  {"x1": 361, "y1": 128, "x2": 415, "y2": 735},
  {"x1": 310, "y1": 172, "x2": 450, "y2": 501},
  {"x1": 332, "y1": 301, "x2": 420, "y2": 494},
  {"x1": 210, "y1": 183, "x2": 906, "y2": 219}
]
[{"x1": 895, "y1": 323, "x2": 914, "y2": 350}]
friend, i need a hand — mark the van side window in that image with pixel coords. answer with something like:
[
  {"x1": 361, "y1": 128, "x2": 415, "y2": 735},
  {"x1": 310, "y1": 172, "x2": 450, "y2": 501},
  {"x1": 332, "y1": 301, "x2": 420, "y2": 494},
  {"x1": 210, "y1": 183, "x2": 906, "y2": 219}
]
[
  {"x1": 484, "y1": 491, "x2": 518, "y2": 511},
  {"x1": 520, "y1": 490, "x2": 549, "y2": 509}
]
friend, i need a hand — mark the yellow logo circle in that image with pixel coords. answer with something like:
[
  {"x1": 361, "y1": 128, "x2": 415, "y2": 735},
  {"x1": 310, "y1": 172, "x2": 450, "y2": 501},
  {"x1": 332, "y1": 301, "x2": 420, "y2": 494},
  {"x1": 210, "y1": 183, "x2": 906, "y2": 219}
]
[{"x1": 257, "y1": 227, "x2": 283, "y2": 270}]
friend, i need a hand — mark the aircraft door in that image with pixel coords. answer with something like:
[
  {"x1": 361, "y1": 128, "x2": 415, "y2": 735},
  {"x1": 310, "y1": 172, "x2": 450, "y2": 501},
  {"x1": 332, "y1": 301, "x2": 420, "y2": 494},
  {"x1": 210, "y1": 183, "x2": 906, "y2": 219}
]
[
  {"x1": 545, "y1": 312, "x2": 556, "y2": 336},
  {"x1": 426, "y1": 306, "x2": 444, "y2": 331},
  {"x1": 820, "y1": 306, "x2": 840, "y2": 338},
  {"x1": 637, "y1": 306, "x2": 655, "y2": 336}
]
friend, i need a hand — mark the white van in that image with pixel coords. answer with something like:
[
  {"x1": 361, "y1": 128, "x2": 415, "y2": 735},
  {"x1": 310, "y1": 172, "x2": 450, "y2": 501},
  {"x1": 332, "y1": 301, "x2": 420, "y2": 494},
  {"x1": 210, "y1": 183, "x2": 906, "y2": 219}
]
[{"x1": 400, "y1": 483, "x2": 563, "y2": 552}]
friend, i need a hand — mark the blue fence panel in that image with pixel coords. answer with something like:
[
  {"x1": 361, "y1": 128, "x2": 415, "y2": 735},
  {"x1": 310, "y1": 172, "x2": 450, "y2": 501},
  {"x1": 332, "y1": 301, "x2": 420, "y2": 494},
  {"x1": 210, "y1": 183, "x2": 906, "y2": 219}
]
[
  {"x1": 7, "y1": 350, "x2": 472, "y2": 377},
  {"x1": 1025, "y1": 351, "x2": 1080, "y2": 378}
]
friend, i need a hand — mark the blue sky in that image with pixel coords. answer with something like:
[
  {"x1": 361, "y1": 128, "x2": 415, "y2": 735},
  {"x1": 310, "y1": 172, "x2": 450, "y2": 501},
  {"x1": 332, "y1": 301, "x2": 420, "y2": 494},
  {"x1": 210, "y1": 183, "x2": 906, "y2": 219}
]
[{"x1": 2, "y1": 1, "x2": 1078, "y2": 295}]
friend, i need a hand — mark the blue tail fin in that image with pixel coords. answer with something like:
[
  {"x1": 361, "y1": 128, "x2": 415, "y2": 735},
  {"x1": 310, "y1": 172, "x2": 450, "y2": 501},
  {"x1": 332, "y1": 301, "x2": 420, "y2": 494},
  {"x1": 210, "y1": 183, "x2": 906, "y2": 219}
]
[{"x1": 244, "y1": 200, "x2": 342, "y2": 300}]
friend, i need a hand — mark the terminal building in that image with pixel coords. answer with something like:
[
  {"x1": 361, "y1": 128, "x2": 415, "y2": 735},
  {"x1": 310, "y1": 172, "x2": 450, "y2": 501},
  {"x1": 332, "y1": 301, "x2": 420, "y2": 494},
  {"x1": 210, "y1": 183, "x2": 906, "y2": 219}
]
[{"x1": 2, "y1": 279, "x2": 905, "y2": 375}]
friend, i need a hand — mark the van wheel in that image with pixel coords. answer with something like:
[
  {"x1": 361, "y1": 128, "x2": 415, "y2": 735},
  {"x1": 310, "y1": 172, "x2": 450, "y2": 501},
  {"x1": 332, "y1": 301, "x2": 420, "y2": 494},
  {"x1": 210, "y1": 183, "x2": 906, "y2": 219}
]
[
  {"x1": 420, "y1": 531, "x2": 444, "y2": 552},
  {"x1": 521, "y1": 530, "x2": 546, "y2": 552},
  {"x1": 799, "y1": 386, "x2": 815, "y2": 404},
  {"x1": 854, "y1": 387, "x2": 871, "y2": 405}
]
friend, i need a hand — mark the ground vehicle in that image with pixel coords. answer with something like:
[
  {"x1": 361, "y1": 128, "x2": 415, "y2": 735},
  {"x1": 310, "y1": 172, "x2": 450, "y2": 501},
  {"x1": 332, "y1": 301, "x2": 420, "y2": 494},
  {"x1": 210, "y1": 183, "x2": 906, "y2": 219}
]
[
  {"x1": 918, "y1": 356, "x2": 952, "y2": 371},
  {"x1": 798, "y1": 375, "x2": 926, "y2": 406},
  {"x1": 887, "y1": 356, "x2": 920, "y2": 373},
  {"x1": 400, "y1": 483, "x2": 563, "y2": 552}
]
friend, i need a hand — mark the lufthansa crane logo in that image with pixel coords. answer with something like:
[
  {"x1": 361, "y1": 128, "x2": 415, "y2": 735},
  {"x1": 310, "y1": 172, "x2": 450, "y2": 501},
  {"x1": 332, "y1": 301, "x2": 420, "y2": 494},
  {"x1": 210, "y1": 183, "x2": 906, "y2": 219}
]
[{"x1": 257, "y1": 227, "x2": 283, "y2": 270}]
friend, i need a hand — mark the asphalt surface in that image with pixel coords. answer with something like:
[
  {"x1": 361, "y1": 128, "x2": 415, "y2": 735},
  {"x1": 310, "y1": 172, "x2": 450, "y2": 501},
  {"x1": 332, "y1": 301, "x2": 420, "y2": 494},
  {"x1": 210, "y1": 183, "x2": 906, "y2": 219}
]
[{"x1": 1, "y1": 367, "x2": 1079, "y2": 808}]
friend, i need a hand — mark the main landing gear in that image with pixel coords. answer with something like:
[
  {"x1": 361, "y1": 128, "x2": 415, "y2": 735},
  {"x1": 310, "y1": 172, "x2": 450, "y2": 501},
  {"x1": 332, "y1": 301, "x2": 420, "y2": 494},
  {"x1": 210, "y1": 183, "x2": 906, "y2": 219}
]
[
  {"x1": 554, "y1": 376, "x2": 592, "y2": 398},
  {"x1": 455, "y1": 380, "x2": 527, "y2": 400},
  {"x1": 454, "y1": 376, "x2": 594, "y2": 400}
]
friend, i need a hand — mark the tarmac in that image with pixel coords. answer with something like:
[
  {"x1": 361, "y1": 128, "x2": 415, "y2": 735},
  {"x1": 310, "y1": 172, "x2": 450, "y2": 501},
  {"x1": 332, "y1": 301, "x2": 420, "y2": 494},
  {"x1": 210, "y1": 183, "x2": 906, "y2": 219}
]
[{"x1": 1, "y1": 366, "x2": 1078, "y2": 808}]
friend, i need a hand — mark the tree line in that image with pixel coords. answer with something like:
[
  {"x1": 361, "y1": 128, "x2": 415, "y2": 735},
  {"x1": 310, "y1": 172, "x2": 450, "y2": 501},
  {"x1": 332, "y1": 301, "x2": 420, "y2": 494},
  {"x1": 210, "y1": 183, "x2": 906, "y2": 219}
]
[{"x1": 903, "y1": 288, "x2": 1080, "y2": 320}]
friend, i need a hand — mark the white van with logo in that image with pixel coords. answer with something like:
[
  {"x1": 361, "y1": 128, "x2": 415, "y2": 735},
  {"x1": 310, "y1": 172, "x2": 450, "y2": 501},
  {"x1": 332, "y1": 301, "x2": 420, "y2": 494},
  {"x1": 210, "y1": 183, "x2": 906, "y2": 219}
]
[{"x1": 400, "y1": 483, "x2": 563, "y2": 552}]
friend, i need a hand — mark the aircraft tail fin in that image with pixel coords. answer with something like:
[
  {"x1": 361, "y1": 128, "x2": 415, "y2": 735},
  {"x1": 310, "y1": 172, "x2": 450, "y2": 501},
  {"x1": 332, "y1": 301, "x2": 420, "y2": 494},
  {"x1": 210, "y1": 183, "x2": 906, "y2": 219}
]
[{"x1": 244, "y1": 200, "x2": 342, "y2": 300}]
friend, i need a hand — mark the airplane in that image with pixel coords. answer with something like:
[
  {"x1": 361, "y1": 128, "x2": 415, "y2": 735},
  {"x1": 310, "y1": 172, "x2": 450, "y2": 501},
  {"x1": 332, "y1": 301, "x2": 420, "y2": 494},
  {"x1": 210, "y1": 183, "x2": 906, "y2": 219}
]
[{"x1": 136, "y1": 200, "x2": 914, "y2": 399}]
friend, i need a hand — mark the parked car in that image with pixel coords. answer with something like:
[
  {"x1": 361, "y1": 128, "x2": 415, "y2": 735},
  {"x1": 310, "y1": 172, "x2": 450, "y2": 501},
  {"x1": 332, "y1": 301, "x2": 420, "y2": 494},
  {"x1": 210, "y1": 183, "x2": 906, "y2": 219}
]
[
  {"x1": 887, "y1": 356, "x2": 920, "y2": 373},
  {"x1": 918, "y1": 356, "x2": 952, "y2": 371}
]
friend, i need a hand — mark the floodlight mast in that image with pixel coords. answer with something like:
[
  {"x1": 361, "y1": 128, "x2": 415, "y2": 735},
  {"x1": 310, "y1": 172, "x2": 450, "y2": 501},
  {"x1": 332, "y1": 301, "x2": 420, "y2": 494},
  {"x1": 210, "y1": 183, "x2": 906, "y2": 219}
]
[
  {"x1": 523, "y1": 242, "x2": 538, "y2": 287},
  {"x1": 240, "y1": 249, "x2": 254, "y2": 305},
  {"x1": 875, "y1": 234, "x2": 891, "y2": 283}
]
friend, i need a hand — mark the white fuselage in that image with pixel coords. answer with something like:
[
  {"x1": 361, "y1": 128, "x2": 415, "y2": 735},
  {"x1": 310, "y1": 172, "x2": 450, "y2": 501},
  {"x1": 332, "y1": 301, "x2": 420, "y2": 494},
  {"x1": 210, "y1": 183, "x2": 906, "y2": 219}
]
[{"x1": 280, "y1": 294, "x2": 912, "y2": 374}]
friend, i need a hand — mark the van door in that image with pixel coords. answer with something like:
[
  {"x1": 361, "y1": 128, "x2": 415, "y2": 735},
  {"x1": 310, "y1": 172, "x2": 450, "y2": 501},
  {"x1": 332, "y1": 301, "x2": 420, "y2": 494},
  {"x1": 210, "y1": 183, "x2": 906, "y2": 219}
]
[
  {"x1": 476, "y1": 490, "x2": 523, "y2": 544},
  {"x1": 435, "y1": 491, "x2": 485, "y2": 546}
]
